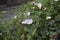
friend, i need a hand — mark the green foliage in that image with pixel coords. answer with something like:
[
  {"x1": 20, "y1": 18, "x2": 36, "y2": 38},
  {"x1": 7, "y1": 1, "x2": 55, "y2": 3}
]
[
  {"x1": 0, "y1": 11, "x2": 7, "y2": 18},
  {"x1": 0, "y1": 0, "x2": 60, "y2": 40}
]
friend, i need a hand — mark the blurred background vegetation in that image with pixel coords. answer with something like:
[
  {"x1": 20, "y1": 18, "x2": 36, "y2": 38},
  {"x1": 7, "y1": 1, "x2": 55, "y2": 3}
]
[{"x1": 0, "y1": 0, "x2": 60, "y2": 40}]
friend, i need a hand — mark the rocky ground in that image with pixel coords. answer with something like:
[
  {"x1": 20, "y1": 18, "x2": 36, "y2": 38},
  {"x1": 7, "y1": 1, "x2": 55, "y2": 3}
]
[{"x1": 0, "y1": 5, "x2": 19, "y2": 22}]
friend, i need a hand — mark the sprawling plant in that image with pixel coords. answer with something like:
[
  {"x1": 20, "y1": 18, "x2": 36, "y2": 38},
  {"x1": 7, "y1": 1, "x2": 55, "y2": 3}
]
[{"x1": 0, "y1": 0, "x2": 60, "y2": 40}]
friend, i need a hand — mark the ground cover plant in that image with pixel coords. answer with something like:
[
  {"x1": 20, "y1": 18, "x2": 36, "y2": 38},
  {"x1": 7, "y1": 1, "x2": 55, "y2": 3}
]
[{"x1": 0, "y1": 0, "x2": 60, "y2": 40}]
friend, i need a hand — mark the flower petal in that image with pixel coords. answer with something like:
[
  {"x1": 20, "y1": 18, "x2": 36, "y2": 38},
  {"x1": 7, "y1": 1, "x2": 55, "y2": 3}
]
[
  {"x1": 34, "y1": 3, "x2": 42, "y2": 9},
  {"x1": 22, "y1": 19, "x2": 33, "y2": 25},
  {"x1": 27, "y1": 12, "x2": 31, "y2": 16},
  {"x1": 46, "y1": 16, "x2": 51, "y2": 20}
]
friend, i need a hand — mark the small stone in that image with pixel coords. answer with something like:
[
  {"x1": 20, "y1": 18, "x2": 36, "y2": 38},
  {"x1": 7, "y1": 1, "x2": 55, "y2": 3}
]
[
  {"x1": 22, "y1": 18, "x2": 33, "y2": 25},
  {"x1": 46, "y1": 16, "x2": 51, "y2": 20}
]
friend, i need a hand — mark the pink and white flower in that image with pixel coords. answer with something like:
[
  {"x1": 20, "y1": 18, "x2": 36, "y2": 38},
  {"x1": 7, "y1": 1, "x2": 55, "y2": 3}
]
[{"x1": 22, "y1": 18, "x2": 33, "y2": 25}]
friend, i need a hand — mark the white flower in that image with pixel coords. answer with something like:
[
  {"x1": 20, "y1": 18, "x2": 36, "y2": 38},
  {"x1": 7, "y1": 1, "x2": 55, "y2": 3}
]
[
  {"x1": 13, "y1": 15, "x2": 17, "y2": 18},
  {"x1": 27, "y1": 12, "x2": 31, "y2": 16},
  {"x1": 54, "y1": 0, "x2": 59, "y2": 1},
  {"x1": 34, "y1": 3, "x2": 42, "y2": 9},
  {"x1": 46, "y1": 16, "x2": 51, "y2": 20},
  {"x1": 22, "y1": 19, "x2": 33, "y2": 25}
]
